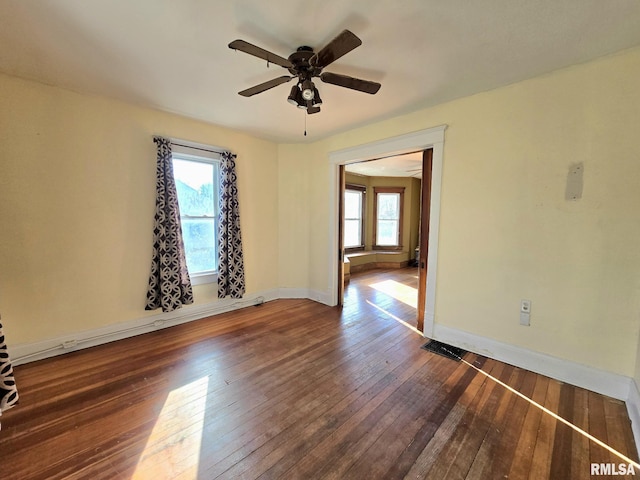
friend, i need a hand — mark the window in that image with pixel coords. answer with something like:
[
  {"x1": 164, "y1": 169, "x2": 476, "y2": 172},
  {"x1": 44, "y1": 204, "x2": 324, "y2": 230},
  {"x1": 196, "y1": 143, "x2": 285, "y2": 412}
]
[
  {"x1": 373, "y1": 187, "x2": 404, "y2": 249},
  {"x1": 344, "y1": 184, "x2": 366, "y2": 250},
  {"x1": 171, "y1": 143, "x2": 221, "y2": 285}
]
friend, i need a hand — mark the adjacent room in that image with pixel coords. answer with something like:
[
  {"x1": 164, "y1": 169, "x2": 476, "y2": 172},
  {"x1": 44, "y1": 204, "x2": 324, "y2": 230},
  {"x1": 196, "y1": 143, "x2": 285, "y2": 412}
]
[{"x1": 2, "y1": 1, "x2": 640, "y2": 478}]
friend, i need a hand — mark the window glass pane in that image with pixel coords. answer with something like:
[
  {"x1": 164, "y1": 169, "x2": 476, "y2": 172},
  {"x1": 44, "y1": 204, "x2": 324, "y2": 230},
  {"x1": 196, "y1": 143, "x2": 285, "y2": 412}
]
[
  {"x1": 377, "y1": 193, "x2": 399, "y2": 220},
  {"x1": 182, "y1": 218, "x2": 217, "y2": 273},
  {"x1": 173, "y1": 159, "x2": 215, "y2": 216},
  {"x1": 172, "y1": 156, "x2": 218, "y2": 275},
  {"x1": 377, "y1": 220, "x2": 399, "y2": 246},
  {"x1": 344, "y1": 219, "x2": 361, "y2": 247},
  {"x1": 344, "y1": 190, "x2": 362, "y2": 219}
]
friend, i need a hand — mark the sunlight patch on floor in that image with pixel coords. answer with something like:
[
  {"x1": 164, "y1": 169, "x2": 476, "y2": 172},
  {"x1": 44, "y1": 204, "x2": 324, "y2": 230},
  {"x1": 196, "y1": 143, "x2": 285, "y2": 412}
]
[
  {"x1": 366, "y1": 300, "x2": 422, "y2": 335},
  {"x1": 132, "y1": 376, "x2": 209, "y2": 479},
  {"x1": 369, "y1": 279, "x2": 418, "y2": 308}
]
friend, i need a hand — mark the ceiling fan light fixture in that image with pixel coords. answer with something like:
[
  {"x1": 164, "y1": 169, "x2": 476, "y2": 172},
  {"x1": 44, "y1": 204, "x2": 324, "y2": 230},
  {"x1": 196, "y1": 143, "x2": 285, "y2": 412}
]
[
  {"x1": 312, "y1": 88, "x2": 322, "y2": 107},
  {"x1": 301, "y1": 79, "x2": 315, "y2": 101},
  {"x1": 287, "y1": 85, "x2": 301, "y2": 106}
]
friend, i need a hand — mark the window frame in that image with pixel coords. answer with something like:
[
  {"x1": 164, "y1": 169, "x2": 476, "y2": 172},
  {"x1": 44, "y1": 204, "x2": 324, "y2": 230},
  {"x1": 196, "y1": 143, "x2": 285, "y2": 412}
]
[
  {"x1": 171, "y1": 143, "x2": 222, "y2": 286},
  {"x1": 372, "y1": 186, "x2": 405, "y2": 250},
  {"x1": 344, "y1": 183, "x2": 366, "y2": 253}
]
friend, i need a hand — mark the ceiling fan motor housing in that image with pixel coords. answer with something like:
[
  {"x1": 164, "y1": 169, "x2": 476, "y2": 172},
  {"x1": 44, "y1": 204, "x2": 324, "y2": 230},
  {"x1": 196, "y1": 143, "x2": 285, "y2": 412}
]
[{"x1": 287, "y1": 46, "x2": 321, "y2": 78}]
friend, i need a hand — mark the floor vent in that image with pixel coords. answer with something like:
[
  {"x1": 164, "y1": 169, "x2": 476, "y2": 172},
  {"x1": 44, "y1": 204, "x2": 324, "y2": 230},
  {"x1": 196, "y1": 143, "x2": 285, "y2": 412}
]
[{"x1": 421, "y1": 340, "x2": 467, "y2": 361}]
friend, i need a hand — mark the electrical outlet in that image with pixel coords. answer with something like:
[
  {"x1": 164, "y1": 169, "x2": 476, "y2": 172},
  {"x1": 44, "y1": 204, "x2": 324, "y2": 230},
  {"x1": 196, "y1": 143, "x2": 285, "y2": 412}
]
[{"x1": 520, "y1": 299, "x2": 531, "y2": 313}]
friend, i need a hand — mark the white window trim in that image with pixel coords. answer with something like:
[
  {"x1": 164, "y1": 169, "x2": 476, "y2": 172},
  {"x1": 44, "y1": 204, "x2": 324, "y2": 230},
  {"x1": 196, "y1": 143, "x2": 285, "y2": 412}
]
[
  {"x1": 373, "y1": 189, "x2": 403, "y2": 248},
  {"x1": 171, "y1": 140, "x2": 223, "y2": 286},
  {"x1": 344, "y1": 187, "x2": 365, "y2": 249}
]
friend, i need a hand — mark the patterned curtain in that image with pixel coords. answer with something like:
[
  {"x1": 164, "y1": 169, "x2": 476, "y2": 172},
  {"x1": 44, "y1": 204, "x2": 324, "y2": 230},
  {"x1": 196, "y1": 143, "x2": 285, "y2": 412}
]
[
  {"x1": 218, "y1": 152, "x2": 246, "y2": 298},
  {"x1": 145, "y1": 136, "x2": 194, "y2": 312},
  {"x1": 0, "y1": 322, "x2": 18, "y2": 430}
]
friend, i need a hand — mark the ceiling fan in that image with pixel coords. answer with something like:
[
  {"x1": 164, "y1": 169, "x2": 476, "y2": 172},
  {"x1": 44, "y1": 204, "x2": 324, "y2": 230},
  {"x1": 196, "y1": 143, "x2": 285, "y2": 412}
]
[{"x1": 228, "y1": 30, "x2": 381, "y2": 115}]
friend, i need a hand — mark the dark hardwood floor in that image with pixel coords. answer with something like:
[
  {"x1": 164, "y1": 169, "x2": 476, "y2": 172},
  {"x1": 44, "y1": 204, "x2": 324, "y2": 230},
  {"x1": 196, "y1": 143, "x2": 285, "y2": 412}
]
[{"x1": 1, "y1": 268, "x2": 637, "y2": 479}]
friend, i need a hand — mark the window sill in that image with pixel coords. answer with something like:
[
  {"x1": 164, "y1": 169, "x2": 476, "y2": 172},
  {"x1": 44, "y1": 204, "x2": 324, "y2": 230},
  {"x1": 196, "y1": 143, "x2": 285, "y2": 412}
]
[{"x1": 191, "y1": 272, "x2": 218, "y2": 286}]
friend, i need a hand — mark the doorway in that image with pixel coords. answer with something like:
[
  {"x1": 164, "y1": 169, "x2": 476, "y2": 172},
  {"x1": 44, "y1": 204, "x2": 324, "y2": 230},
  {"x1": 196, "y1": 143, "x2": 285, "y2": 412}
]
[
  {"x1": 328, "y1": 126, "x2": 446, "y2": 337},
  {"x1": 341, "y1": 151, "x2": 426, "y2": 330}
]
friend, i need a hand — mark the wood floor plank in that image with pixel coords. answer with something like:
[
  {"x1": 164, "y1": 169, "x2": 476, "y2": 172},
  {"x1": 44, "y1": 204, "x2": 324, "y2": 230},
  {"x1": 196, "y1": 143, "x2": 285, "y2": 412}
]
[
  {"x1": 484, "y1": 368, "x2": 539, "y2": 477},
  {"x1": 426, "y1": 361, "x2": 515, "y2": 479},
  {"x1": 464, "y1": 365, "x2": 528, "y2": 479},
  {"x1": 383, "y1": 355, "x2": 489, "y2": 479},
  {"x1": 311, "y1": 356, "x2": 462, "y2": 479},
  {"x1": 570, "y1": 387, "x2": 591, "y2": 480},
  {"x1": 528, "y1": 378, "x2": 562, "y2": 480},
  {"x1": 549, "y1": 382, "x2": 575, "y2": 479},
  {"x1": 0, "y1": 268, "x2": 637, "y2": 480},
  {"x1": 339, "y1": 355, "x2": 486, "y2": 480},
  {"x1": 603, "y1": 396, "x2": 639, "y2": 464},
  {"x1": 278, "y1": 346, "x2": 444, "y2": 479},
  {"x1": 404, "y1": 358, "x2": 500, "y2": 479},
  {"x1": 588, "y1": 389, "x2": 613, "y2": 468},
  {"x1": 507, "y1": 375, "x2": 550, "y2": 480}
]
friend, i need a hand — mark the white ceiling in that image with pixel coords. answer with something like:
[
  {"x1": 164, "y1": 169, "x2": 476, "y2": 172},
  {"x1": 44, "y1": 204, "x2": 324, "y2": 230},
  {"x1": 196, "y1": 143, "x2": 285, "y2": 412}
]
[
  {"x1": 2, "y1": 0, "x2": 640, "y2": 143},
  {"x1": 346, "y1": 152, "x2": 423, "y2": 178}
]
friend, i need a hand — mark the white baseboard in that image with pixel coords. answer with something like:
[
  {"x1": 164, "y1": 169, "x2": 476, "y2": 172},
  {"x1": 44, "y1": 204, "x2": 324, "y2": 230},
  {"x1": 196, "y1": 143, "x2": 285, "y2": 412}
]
[
  {"x1": 277, "y1": 288, "x2": 311, "y2": 299},
  {"x1": 432, "y1": 324, "x2": 631, "y2": 401},
  {"x1": 11, "y1": 290, "x2": 280, "y2": 366},
  {"x1": 626, "y1": 379, "x2": 640, "y2": 457},
  {"x1": 278, "y1": 288, "x2": 333, "y2": 306},
  {"x1": 10, "y1": 287, "x2": 335, "y2": 366}
]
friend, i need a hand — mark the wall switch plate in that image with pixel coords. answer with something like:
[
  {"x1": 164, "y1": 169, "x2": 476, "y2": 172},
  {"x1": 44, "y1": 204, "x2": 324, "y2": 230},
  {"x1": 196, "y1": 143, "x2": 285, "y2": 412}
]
[{"x1": 520, "y1": 299, "x2": 531, "y2": 326}]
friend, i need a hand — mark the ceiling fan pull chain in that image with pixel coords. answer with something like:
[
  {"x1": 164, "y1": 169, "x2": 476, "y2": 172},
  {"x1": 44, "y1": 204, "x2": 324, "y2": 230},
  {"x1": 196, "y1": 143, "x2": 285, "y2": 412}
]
[{"x1": 304, "y1": 112, "x2": 307, "y2": 137}]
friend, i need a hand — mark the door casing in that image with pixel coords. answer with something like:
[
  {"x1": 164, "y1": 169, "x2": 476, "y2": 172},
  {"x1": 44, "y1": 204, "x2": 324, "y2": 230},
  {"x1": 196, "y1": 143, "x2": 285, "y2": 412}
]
[{"x1": 328, "y1": 125, "x2": 446, "y2": 337}]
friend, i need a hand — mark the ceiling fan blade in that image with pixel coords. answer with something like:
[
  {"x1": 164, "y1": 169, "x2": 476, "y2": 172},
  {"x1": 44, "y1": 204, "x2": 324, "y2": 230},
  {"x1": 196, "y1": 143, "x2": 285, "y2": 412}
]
[
  {"x1": 238, "y1": 76, "x2": 293, "y2": 97},
  {"x1": 320, "y1": 72, "x2": 381, "y2": 94},
  {"x1": 311, "y1": 30, "x2": 362, "y2": 69},
  {"x1": 229, "y1": 39, "x2": 292, "y2": 68}
]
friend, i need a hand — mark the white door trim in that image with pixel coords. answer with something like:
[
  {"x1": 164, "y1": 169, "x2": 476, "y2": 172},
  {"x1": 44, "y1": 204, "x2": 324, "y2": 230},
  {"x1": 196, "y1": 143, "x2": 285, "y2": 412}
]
[{"x1": 327, "y1": 125, "x2": 446, "y2": 337}]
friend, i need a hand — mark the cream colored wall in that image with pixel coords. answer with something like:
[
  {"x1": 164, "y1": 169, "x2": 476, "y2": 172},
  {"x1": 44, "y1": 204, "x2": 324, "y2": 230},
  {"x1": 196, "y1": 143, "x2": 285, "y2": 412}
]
[
  {"x1": 299, "y1": 47, "x2": 640, "y2": 377},
  {"x1": 0, "y1": 73, "x2": 279, "y2": 345},
  {"x1": 277, "y1": 143, "x2": 310, "y2": 289}
]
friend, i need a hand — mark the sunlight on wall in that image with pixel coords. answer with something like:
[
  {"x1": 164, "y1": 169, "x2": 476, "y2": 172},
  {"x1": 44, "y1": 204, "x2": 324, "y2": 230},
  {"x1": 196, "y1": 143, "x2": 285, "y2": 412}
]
[
  {"x1": 132, "y1": 376, "x2": 210, "y2": 479},
  {"x1": 369, "y1": 280, "x2": 418, "y2": 309}
]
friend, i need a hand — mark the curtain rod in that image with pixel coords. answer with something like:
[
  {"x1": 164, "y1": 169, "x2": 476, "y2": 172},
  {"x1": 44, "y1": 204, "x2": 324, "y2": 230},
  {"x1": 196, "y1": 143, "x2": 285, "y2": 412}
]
[
  {"x1": 171, "y1": 142, "x2": 228, "y2": 155},
  {"x1": 157, "y1": 135, "x2": 233, "y2": 156}
]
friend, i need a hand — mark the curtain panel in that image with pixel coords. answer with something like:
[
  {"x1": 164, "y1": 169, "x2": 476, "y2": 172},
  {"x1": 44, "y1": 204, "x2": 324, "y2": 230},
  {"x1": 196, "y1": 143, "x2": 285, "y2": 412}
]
[
  {"x1": 145, "y1": 136, "x2": 194, "y2": 312},
  {"x1": 218, "y1": 152, "x2": 246, "y2": 299},
  {"x1": 0, "y1": 322, "x2": 18, "y2": 430}
]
